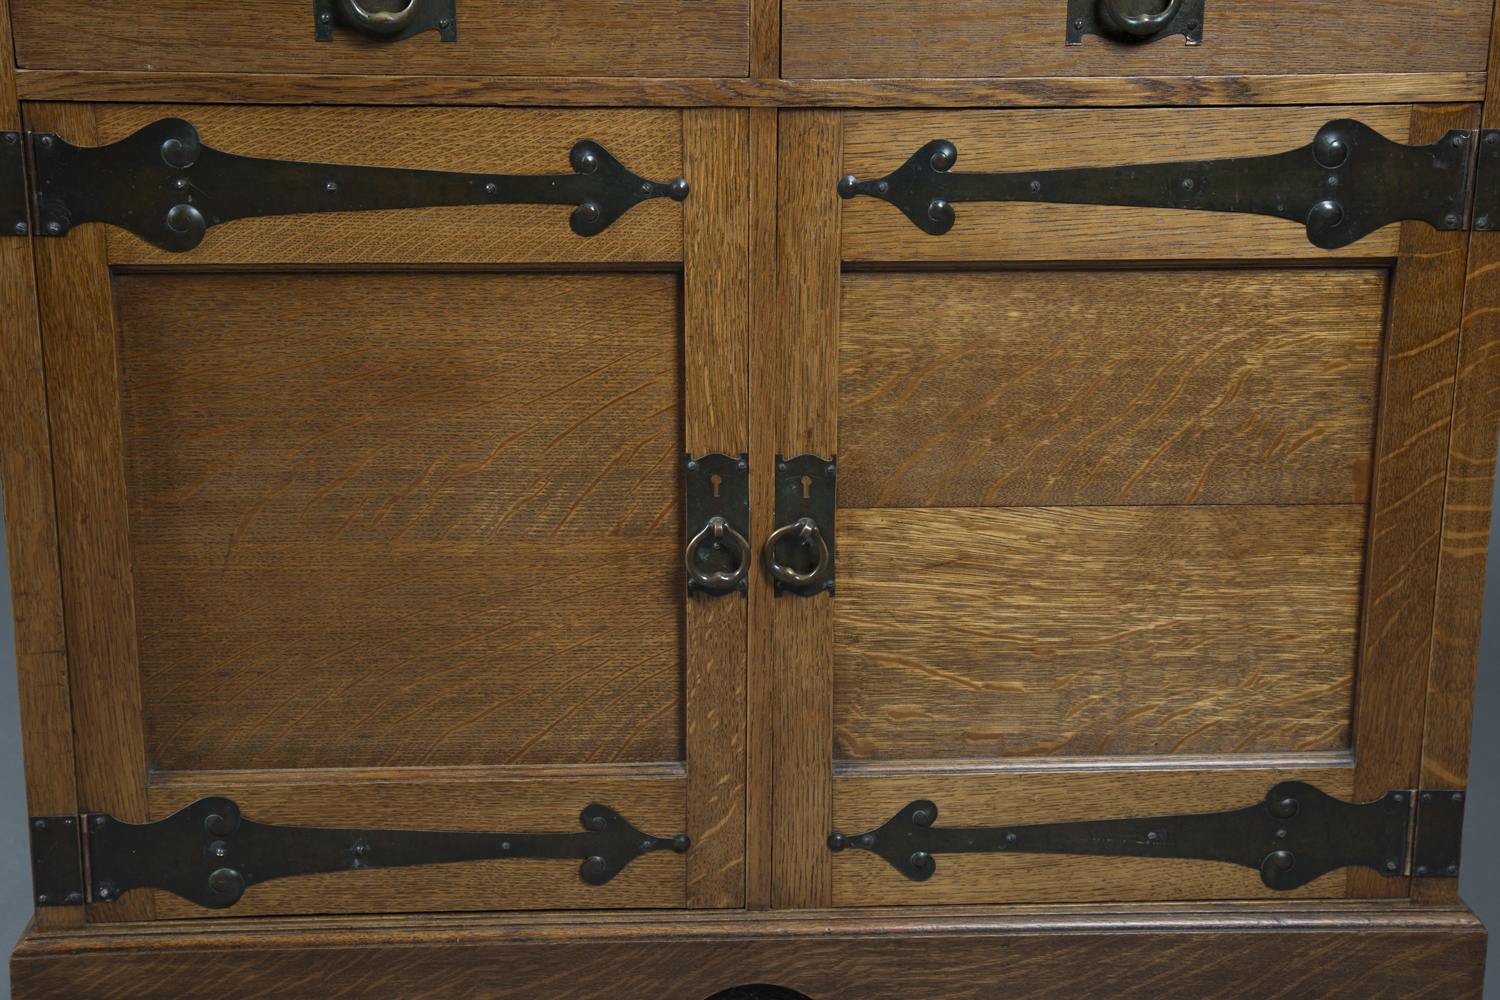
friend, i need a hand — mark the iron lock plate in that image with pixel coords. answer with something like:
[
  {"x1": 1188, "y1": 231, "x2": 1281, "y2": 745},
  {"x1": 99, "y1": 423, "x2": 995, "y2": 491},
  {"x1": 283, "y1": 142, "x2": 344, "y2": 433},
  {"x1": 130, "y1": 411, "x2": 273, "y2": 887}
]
[
  {"x1": 831, "y1": 782, "x2": 1411, "y2": 891},
  {"x1": 770, "y1": 454, "x2": 836, "y2": 597},
  {"x1": 686, "y1": 452, "x2": 751, "y2": 597},
  {"x1": 1067, "y1": 0, "x2": 1204, "y2": 45},
  {"x1": 29, "y1": 815, "x2": 83, "y2": 907},
  {"x1": 2, "y1": 131, "x2": 28, "y2": 237},
  {"x1": 313, "y1": 0, "x2": 457, "y2": 42},
  {"x1": 1412, "y1": 789, "x2": 1465, "y2": 878}
]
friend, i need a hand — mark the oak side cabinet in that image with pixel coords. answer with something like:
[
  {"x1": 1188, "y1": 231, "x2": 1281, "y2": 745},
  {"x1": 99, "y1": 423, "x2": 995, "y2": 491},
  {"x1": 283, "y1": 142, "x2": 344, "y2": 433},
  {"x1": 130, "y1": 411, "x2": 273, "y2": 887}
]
[{"x1": 0, "y1": 1, "x2": 1495, "y2": 998}]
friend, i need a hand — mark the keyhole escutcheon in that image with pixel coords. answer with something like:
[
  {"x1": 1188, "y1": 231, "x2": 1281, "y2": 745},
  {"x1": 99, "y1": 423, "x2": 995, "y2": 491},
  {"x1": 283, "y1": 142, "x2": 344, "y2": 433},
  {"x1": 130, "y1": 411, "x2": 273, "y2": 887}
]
[{"x1": 801, "y1": 475, "x2": 812, "y2": 498}]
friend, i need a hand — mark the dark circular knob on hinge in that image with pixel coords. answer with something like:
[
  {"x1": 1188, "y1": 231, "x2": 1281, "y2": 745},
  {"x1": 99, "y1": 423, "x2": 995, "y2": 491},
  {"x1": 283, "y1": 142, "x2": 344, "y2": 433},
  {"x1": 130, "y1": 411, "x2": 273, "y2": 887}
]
[
  {"x1": 1098, "y1": 0, "x2": 1183, "y2": 37},
  {"x1": 336, "y1": 0, "x2": 425, "y2": 35},
  {"x1": 1265, "y1": 794, "x2": 1299, "y2": 820},
  {"x1": 1306, "y1": 200, "x2": 1344, "y2": 232},
  {"x1": 929, "y1": 141, "x2": 957, "y2": 172},
  {"x1": 203, "y1": 799, "x2": 242, "y2": 836},
  {"x1": 205, "y1": 868, "x2": 246, "y2": 908},
  {"x1": 909, "y1": 851, "x2": 931, "y2": 870},
  {"x1": 583, "y1": 856, "x2": 607, "y2": 875},
  {"x1": 1313, "y1": 125, "x2": 1351, "y2": 169}
]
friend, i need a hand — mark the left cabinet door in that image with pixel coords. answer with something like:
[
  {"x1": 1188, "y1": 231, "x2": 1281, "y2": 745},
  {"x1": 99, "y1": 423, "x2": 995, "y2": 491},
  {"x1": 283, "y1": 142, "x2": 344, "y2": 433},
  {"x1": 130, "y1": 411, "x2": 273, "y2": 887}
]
[{"x1": 20, "y1": 102, "x2": 751, "y2": 920}]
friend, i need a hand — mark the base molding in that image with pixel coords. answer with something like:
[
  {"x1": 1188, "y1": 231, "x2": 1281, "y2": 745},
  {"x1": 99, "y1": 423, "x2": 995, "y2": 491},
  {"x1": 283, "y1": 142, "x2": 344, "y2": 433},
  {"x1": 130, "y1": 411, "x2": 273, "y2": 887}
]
[{"x1": 10, "y1": 901, "x2": 1489, "y2": 1000}]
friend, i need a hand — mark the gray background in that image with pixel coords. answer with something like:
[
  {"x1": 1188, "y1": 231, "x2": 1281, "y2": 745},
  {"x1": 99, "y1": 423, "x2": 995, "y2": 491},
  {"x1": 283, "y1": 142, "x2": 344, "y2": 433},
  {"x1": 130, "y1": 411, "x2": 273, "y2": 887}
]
[{"x1": 0, "y1": 484, "x2": 1496, "y2": 998}]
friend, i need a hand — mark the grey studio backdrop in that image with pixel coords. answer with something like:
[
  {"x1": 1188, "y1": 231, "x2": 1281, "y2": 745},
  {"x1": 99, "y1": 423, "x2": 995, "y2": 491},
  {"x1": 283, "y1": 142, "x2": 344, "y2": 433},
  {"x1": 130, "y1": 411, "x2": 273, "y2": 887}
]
[{"x1": 0, "y1": 471, "x2": 1498, "y2": 997}]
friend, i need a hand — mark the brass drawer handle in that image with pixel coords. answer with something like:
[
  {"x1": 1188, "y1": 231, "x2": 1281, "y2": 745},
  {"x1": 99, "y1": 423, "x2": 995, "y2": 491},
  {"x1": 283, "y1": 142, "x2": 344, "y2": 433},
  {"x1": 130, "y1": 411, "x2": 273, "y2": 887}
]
[
  {"x1": 337, "y1": 0, "x2": 424, "y2": 34},
  {"x1": 686, "y1": 517, "x2": 751, "y2": 592},
  {"x1": 1099, "y1": 0, "x2": 1182, "y2": 37},
  {"x1": 763, "y1": 517, "x2": 829, "y2": 589}
]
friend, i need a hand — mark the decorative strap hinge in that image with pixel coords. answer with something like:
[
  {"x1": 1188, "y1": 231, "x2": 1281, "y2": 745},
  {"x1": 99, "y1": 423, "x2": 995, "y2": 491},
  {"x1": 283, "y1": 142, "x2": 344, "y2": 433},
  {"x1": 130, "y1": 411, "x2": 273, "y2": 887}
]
[
  {"x1": 6, "y1": 117, "x2": 687, "y2": 253},
  {"x1": 31, "y1": 797, "x2": 687, "y2": 910},
  {"x1": 839, "y1": 119, "x2": 1481, "y2": 250},
  {"x1": 829, "y1": 783, "x2": 1469, "y2": 891}
]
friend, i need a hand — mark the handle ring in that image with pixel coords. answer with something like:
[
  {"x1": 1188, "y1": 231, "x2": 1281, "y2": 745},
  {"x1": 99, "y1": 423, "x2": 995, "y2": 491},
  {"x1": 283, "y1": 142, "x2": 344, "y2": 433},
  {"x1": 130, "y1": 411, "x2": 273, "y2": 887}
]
[
  {"x1": 686, "y1": 517, "x2": 750, "y2": 592},
  {"x1": 1098, "y1": 0, "x2": 1182, "y2": 36},
  {"x1": 763, "y1": 517, "x2": 830, "y2": 588},
  {"x1": 336, "y1": 0, "x2": 425, "y2": 34}
]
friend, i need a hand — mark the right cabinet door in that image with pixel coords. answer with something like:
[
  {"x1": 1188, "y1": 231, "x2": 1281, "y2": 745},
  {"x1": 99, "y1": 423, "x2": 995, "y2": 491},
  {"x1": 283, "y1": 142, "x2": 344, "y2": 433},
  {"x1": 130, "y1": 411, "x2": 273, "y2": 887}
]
[{"x1": 769, "y1": 104, "x2": 1477, "y2": 908}]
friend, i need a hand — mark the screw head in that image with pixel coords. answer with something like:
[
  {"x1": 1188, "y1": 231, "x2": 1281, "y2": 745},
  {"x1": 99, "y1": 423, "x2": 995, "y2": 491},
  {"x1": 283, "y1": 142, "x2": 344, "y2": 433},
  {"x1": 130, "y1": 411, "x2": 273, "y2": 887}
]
[
  {"x1": 438, "y1": 17, "x2": 451, "y2": 27},
  {"x1": 1276, "y1": 828, "x2": 1287, "y2": 839},
  {"x1": 484, "y1": 182, "x2": 497, "y2": 194},
  {"x1": 1417, "y1": 865, "x2": 1430, "y2": 876},
  {"x1": 687, "y1": 460, "x2": 698, "y2": 471},
  {"x1": 737, "y1": 459, "x2": 747, "y2": 470},
  {"x1": 39, "y1": 136, "x2": 53, "y2": 148},
  {"x1": 1186, "y1": 19, "x2": 1198, "y2": 29},
  {"x1": 824, "y1": 580, "x2": 835, "y2": 590},
  {"x1": 1479, "y1": 217, "x2": 1491, "y2": 230},
  {"x1": 211, "y1": 840, "x2": 227, "y2": 857},
  {"x1": 174, "y1": 177, "x2": 189, "y2": 189},
  {"x1": 1422, "y1": 792, "x2": 1433, "y2": 803},
  {"x1": 65, "y1": 892, "x2": 82, "y2": 904},
  {"x1": 14, "y1": 222, "x2": 27, "y2": 235},
  {"x1": 777, "y1": 462, "x2": 787, "y2": 472},
  {"x1": 861, "y1": 834, "x2": 875, "y2": 847},
  {"x1": 45, "y1": 221, "x2": 61, "y2": 234},
  {"x1": 1393, "y1": 793, "x2": 1405, "y2": 803},
  {"x1": 94, "y1": 816, "x2": 106, "y2": 828},
  {"x1": 1454, "y1": 135, "x2": 1466, "y2": 147},
  {"x1": 2, "y1": 133, "x2": 14, "y2": 144},
  {"x1": 1447, "y1": 213, "x2": 1460, "y2": 227},
  {"x1": 1074, "y1": 18, "x2": 1084, "y2": 29},
  {"x1": 1147, "y1": 831, "x2": 1159, "y2": 841},
  {"x1": 1181, "y1": 177, "x2": 1195, "y2": 191},
  {"x1": 501, "y1": 841, "x2": 511, "y2": 851},
  {"x1": 33, "y1": 819, "x2": 45, "y2": 830},
  {"x1": 1386, "y1": 859, "x2": 1399, "y2": 871},
  {"x1": 738, "y1": 578, "x2": 747, "y2": 590},
  {"x1": 1454, "y1": 792, "x2": 1464, "y2": 803},
  {"x1": 1448, "y1": 864, "x2": 1459, "y2": 875},
  {"x1": 641, "y1": 839, "x2": 654, "y2": 852},
  {"x1": 354, "y1": 844, "x2": 367, "y2": 856},
  {"x1": 319, "y1": 12, "x2": 332, "y2": 23},
  {"x1": 325, "y1": 181, "x2": 338, "y2": 193},
  {"x1": 96, "y1": 885, "x2": 110, "y2": 899},
  {"x1": 1488, "y1": 133, "x2": 1499, "y2": 145},
  {"x1": 1030, "y1": 179, "x2": 1041, "y2": 193},
  {"x1": 876, "y1": 180, "x2": 889, "y2": 195},
  {"x1": 1005, "y1": 832, "x2": 1018, "y2": 844},
  {"x1": 36, "y1": 894, "x2": 48, "y2": 904}
]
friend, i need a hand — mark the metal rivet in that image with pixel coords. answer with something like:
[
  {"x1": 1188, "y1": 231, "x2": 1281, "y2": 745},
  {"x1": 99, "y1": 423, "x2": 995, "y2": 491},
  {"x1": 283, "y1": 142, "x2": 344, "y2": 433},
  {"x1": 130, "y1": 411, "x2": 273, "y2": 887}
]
[
  {"x1": 584, "y1": 856, "x2": 606, "y2": 874},
  {"x1": 824, "y1": 580, "x2": 835, "y2": 590},
  {"x1": 861, "y1": 834, "x2": 875, "y2": 847},
  {"x1": 672, "y1": 834, "x2": 690, "y2": 853},
  {"x1": 1386, "y1": 859, "x2": 1399, "y2": 871},
  {"x1": 325, "y1": 181, "x2": 338, "y2": 193},
  {"x1": 590, "y1": 815, "x2": 607, "y2": 832},
  {"x1": 1422, "y1": 792, "x2": 1433, "y2": 803},
  {"x1": 36, "y1": 894, "x2": 48, "y2": 904},
  {"x1": 577, "y1": 202, "x2": 601, "y2": 224},
  {"x1": 737, "y1": 459, "x2": 747, "y2": 470},
  {"x1": 641, "y1": 840, "x2": 654, "y2": 852},
  {"x1": 174, "y1": 178, "x2": 189, "y2": 189},
  {"x1": 641, "y1": 182, "x2": 652, "y2": 194},
  {"x1": 1186, "y1": 19, "x2": 1198, "y2": 29},
  {"x1": 1267, "y1": 797, "x2": 1298, "y2": 819},
  {"x1": 1147, "y1": 831, "x2": 1158, "y2": 841},
  {"x1": 45, "y1": 221, "x2": 61, "y2": 234},
  {"x1": 1448, "y1": 864, "x2": 1459, "y2": 875},
  {"x1": 96, "y1": 886, "x2": 110, "y2": 899},
  {"x1": 876, "y1": 180, "x2": 889, "y2": 194},
  {"x1": 484, "y1": 182, "x2": 497, "y2": 194},
  {"x1": 14, "y1": 222, "x2": 27, "y2": 235},
  {"x1": 1478, "y1": 217, "x2": 1491, "y2": 230},
  {"x1": 929, "y1": 143, "x2": 956, "y2": 172},
  {"x1": 211, "y1": 841, "x2": 227, "y2": 857},
  {"x1": 912, "y1": 809, "x2": 932, "y2": 827},
  {"x1": 1327, "y1": 174, "x2": 1338, "y2": 187},
  {"x1": 1268, "y1": 851, "x2": 1294, "y2": 872},
  {"x1": 1181, "y1": 178, "x2": 1194, "y2": 191},
  {"x1": 669, "y1": 178, "x2": 690, "y2": 201},
  {"x1": 910, "y1": 852, "x2": 930, "y2": 870},
  {"x1": 928, "y1": 198, "x2": 950, "y2": 221},
  {"x1": 778, "y1": 462, "x2": 787, "y2": 472},
  {"x1": 1417, "y1": 865, "x2": 1430, "y2": 876},
  {"x1": 33, "y1": 819, "x2": 45, "y2": 830},
  {"x1": 1488, "y1": 133, "x2": 1499, "y2": 146},
  {"x1": 438, "y1": 17, "x2": 451, "y2": 27},
  {"x1": 1074, "y1": 18, "x2": 1084, "y2": 29},
  {"x1": 94, "y1": 816, "x2": 106, "y2": 828},
  {"x1": 319, "y1": 12, "x2": 332, "y2": 23}
]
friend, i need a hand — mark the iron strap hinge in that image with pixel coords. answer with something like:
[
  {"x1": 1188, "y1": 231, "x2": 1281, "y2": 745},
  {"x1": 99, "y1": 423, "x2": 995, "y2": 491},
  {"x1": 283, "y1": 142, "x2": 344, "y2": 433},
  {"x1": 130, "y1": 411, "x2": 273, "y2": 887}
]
[
  {"x1": 839, "y1": 119, "x2": 1493, "y2": 250},
  {"x1": 30, "y1": 797, "x2": 688, "y2": 910},
  {"x1": 4, "y1": 117, "x2": 688, "y2": 253},
  {"x1": 829, "y1": 783, "x2": 1469, "y2": 890}
]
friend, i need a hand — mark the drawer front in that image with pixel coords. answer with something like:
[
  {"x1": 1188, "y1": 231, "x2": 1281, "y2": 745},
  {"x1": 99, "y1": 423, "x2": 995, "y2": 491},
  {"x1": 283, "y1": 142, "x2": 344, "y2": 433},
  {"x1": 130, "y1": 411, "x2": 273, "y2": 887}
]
[
  {"x1": 783, "y1": 0, "x2": 1490, "y2": 80},
  {"x1": 11, "y1": 0, "x2": 749, "y2": 77},
  {"x1": 771, "y1": 104, "x2": 1476, "y2": 908},
  {"x1": 24, "y1": 103, "x2": 751, "y2": 920}
]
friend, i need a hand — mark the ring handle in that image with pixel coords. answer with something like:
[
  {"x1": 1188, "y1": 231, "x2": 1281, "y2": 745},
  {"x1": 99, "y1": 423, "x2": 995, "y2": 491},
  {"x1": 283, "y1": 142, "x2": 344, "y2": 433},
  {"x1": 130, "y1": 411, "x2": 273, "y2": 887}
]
[
  {"x1": 336, "y1": 0, "x2": 424, "y2": 34},
  {"x1": 763, "y1": 517, "x2": 830, "y2": 588},
  {"x1": 686, "y1": 517, "x2": 750, "y2": 592},
  {"x1": 1098, "y1": 0, "x2": 1182, "y2": 36}
]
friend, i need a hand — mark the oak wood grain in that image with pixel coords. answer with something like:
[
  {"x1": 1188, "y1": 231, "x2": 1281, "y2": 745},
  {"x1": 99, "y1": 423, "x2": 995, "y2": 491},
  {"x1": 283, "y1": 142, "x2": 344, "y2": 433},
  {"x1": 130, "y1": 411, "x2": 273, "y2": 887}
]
[
  {"x1": 842, "y1": 107, "x2": 1412, "y2": 262},
  {"x1": 88, "y1": 105, "x2": 683, "y2": 265},
  {"x1": 23, "y1": 102, "x2": 154, "y2": 924},
  {"x1": 683, "y1": 109, "x2": 750, "y2": 908},
  {"x1": 832, "y1": 765, "x2": 1354, "y2": 905},
  {"x1": 783, "y1": 0, "x2": 1491, "y2": 80},
  {"x1": 839, "y1": 269, "x2": 1385, "y2": 508},
  {"x1": 12, "y1": 70, "x2": 1489, "y2": 108},
  {"x1": 146, "y1": 772, "x2": 685, "y2": 918},
  {"x1": 8, "y1": 903, "x2": 1488, "y2": 1000},
  {"x1": 751, "y1": 0, "x2": 779, "y2": 78},
  {"x1": 834, "y1": 505, "x2": 1365, "y2": 761},
  {"x1": 1348, "y1": 104, "x2": 1481, "y2": 900},
  {"x1": 744, "y1": 106, "x2": 778, "y2": 911},
  {"x1": 770, "y1": 110, "x2": 842, "y2": 910},
  {"x1": 9, "y1": 0, "x2": 749, "y2": 78},
  {"x1": 0, "y1": 0, "x2": 82, "y2": 932},
  {"x1": 114, "y1": 271, "x2": 684, "y2": 773}
]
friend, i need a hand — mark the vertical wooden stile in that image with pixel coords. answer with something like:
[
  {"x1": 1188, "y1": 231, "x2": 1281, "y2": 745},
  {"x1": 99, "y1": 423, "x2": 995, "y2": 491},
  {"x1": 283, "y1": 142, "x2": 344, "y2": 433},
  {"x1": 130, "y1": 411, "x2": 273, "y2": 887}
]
[
  {"x1": 684, "y1": 108, "x2": 751, "y2": 908},
  {"x1": 0, "y1": 0, "x2": 84, "y2": 933},
  {"x1": 1349, "y1": 103, "x2": 1481, "y2": 898},
  {"x1": 770, "y1": 110, "x2": 841, "y2": 910},
  {"x1": 23, "y1": 102, "x2": 153, "y2": 922}
]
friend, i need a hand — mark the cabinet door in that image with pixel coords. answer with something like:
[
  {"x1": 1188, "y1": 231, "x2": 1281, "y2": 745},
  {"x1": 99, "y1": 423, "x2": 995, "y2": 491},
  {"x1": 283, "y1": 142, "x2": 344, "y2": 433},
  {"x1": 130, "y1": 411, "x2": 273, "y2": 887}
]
[
  {"x1": 24, "y1": 103, "x2": 750, "y2": 919},
  {"x1": 768, "y1": 105, "x2": 1475, "y2": 908}
]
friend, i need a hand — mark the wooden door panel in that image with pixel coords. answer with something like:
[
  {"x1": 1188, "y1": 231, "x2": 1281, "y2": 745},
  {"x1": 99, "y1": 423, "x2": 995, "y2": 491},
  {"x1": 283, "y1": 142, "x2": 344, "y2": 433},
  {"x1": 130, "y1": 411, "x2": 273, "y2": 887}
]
[
  {"x1": 841, "y1": 106, "x2": 1411, "y2": 261},
  {"x1": 783, "y1": 0, "x2": 1489, "y2": 80},
  {"x1": 831, "y1": 765, "x2": 1354, "y2": 905},
  {"x1": 835, "y1": 505, "x2": 1365, "y2": 761},
  {"x1": 92, "y1": 105, "x2": 684, "y2": 266},
  {"x1": 118, "y1": 271, "x2": 683, "y2": 773},
  {"x1": 839, "y1": 269, "x2": 1384, "y2": 508}
]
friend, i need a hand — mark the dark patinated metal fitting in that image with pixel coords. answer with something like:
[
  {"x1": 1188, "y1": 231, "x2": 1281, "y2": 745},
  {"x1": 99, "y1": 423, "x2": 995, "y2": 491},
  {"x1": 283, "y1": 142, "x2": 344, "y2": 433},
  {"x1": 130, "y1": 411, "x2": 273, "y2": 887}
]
[
  {"x1": 768, "y1": 454, "x2": 836, "y2": 598},
  {"x1": 830, "y1": 783, "x2": 1410, "y2": 891},
  {"x1": 841, "y1": 120, "x2": 1473, "y2": 249},
  {"x1": 314, "y1": 0, "x2": 457, "y2": 42},
  {"x1": 670, "y1": 178, "x2": 691, "y2": 201},
  {"x1": 83, "y1": 798, "x2": 690, "y2": 908},
  {"x1": 687, "y1": 453, "x2": 751, "y2": 598},
  {"x1": 30, "y1": 815, "x2": 83, "y2": 908},
  {"x1": 1067, "y1": 0, "x2": 1205, "y2": 45},
  {"x1": 910, "y1": 852, "x2": 931, "y2": 870},
  {"x1": 1412, "y1": 789, "x2": 1465, "y2": 879}
]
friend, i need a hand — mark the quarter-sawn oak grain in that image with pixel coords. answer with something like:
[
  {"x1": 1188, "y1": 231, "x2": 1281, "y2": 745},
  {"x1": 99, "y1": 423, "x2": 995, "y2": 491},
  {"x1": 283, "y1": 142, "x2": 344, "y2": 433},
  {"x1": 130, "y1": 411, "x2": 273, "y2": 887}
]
[{"x1": 839, "y1": 269, "x2": 1384, "y2": 508}]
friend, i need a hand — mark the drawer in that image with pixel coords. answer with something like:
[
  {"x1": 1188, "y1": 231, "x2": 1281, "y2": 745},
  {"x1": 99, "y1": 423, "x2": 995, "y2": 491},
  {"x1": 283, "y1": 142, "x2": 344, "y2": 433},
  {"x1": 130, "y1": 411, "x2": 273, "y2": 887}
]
[
  {"x1": 18, "y1": 102, "x2": 751, "y2": 919},
  {"x1": 10, "y1": 0, "x2": 749, "y2": 77},
  {"x1": 770, "y1": 103, "x2": 1478, "y2": 907},
  {"x1": 783, "y1": 0, "x2": 1491, "y2": 80}
]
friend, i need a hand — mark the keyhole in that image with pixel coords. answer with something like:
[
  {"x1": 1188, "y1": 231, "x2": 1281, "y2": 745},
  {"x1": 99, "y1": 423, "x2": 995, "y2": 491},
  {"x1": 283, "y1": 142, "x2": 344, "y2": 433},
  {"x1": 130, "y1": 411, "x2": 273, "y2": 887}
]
[
  {"x1": 801, "y1": 475, "x2": 812, "y2": 498},
  {"x1": 711, "y1": 473, "x2": 722, "y2": 497}
]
